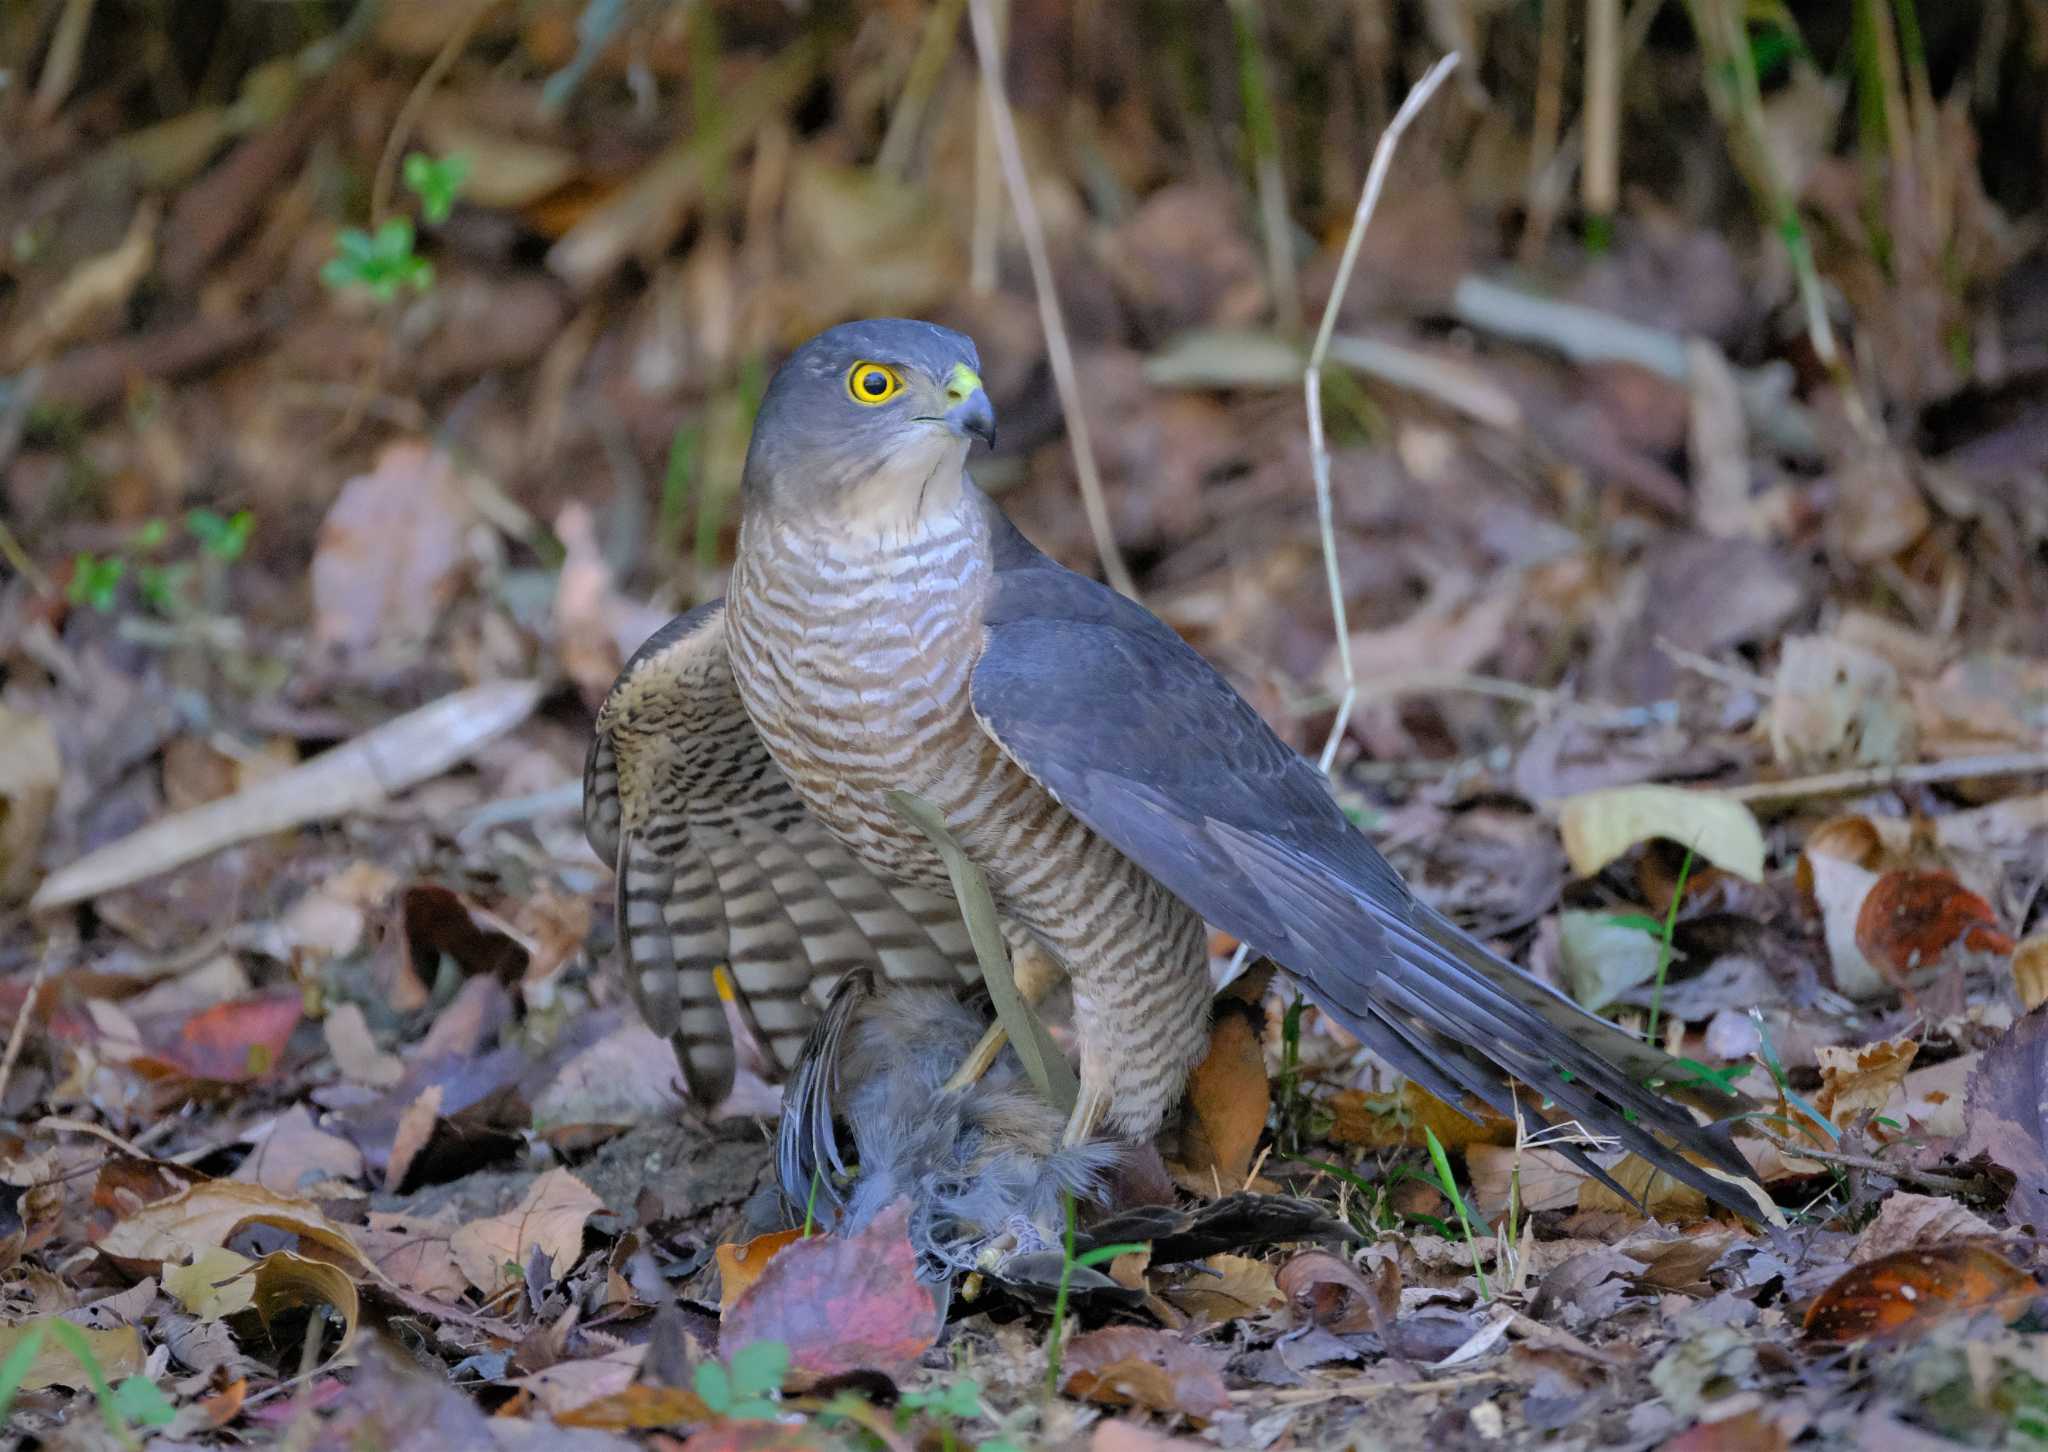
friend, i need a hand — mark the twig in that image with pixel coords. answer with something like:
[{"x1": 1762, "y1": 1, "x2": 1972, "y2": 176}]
[
  {"x1": 1306, "y1": 52, "x2": 1461, "y2": 772},
  {"x1": 1583, "y1": 0, "x2": 1620, "y2": 243},
  {"x1": 370, "y1": 0, "x2": 500, "y2": 227},
  {"x1": 1753, "y1": 1129, "x2": 1982, "y2": 1197},
  {"x1": 1230, "y1": 1369, "x2": 1506, "y2": 1405},
  {"x1": 965, "y1": 0, "x2": 1136, "y2": 599},
  {"x1": 0, "y1": 945, "x2": 54, "y2": 1112},
  {"x1": 1719, "y1": 751, "x2": 2048, "y2": 804},
  {"x1": 1654, "y1": 636, "x2": 1776, "y2": 696},
  {"x1": 876, "y1": 0, "x2": 968, "y2": 179}
]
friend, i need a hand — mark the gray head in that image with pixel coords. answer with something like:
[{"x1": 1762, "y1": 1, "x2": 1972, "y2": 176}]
[{"x1": 740, "y1": 319, "x2": 996, "y2": 520}]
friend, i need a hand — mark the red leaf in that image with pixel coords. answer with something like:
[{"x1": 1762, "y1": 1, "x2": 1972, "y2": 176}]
[
  {"x1": 1855, "y1": 869, "x2": 2013, "y2": 978},
  {"x1": 136, "y1": 993, "x2": 302, "y2": 1082},
  {"x1": 719, "y1": 1201, "x2": 940, "y2": 1378}
]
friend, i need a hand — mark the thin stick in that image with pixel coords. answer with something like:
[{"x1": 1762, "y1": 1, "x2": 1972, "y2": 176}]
[
  {"x1": 1306, "y1": 52, "x2": 1461, "y2": 771},
  {"x1": 1753, "y1": 1129, "x2": 1981, "y2": 1196},
  {"x1": 0, "y1": 944, "x2": 53, "y2": 1112},
  {"x1": 1720, "y1": 751, "x2": 2048, "y2": 804},
  {"x1": 370, "y1": 0, "x2": 499, "y2": 227},
  {"x1": 965, "y1": 0, "x2": 1137, "y2": 599},
  {"x1": 877, "y1": 0, "x2": 968, "y2": 179},
  {"x1": 1583, "y1": 0, "x2": 1621, "y2": 240}
]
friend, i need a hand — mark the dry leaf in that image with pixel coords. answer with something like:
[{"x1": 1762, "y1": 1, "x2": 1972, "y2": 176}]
[
  {"x1": 1806, "y1": 852, "x2": 1888, "y2": 998},
  {"x1": 1813, "y1": 1039, "x2": 1919, "y2": 1124},
  {"x1": 720, "y1": 1200, "x2": 940, "y2": 1378},
  {"x1": 1803, "y1": 1245, "x2": 2033, "y2": 1343},
  {"x1": 311, "y1": 440, "x2": 477, "y2": 657},
  {"x1": 1167, "y1": 1253, "x2": 1282, "y2": 1325},
  {"x1": 1849, "y1": 1192, "x2": 2000, "y2": 1264},
  {"x1": 448, "y1": 1167, "x2": 603, "y2": 1294},
  {"x1": 1770, "y1": 636, "x2": 1916, "y2": 770},
  {"x1": 0, "y1": 1318, "x2": 143, "y2": 1390},
  {"x1": 1169, "y1": 1003, "x2": 1269, "y2": 1195},
  {"x1": 1327, "y1": 1081, "x2": 1515, "y2": 1151},
  {"x1": 554, "y1": 1383, "x2": 716, "y2": 1430},
  {"x1": 232, "y1": 1105, "x2": 364, "y2": 1196},
  {"x1": 1061, "y1": 1326, "x2": 1230, "y2": 1420},
  {"x1": 1275, "y1": 1248, "x2": 1397, "y2": 1334},
  {"x1": 133, "y1": 992, "x2": 302, "y2": 1082},
  {"x1": 717, "y1": 1228, "x2": 806, "y2": 1311},
  {"x1": 1467, "y1": 1143, "x2": 1586, "y2": 1220},
  {"x1": 1965, "y1": 1009, "x2": 2048, "y2": 1231},
  {"x1": 99, "y1": 1180, "x2": 372, "y2": 1275},
  {"x1": 1556, "y1": 785, "x2": 1765, "y2": 883},
  {"x1": 513, "y1": 1346, "x2": 647, "y2": 1416},
  {"x1": 249, "y1": 1249, "x2": 361, "y2": 1349},
  {"x1": 1854, "y1": 870, "x2": 2014, "y2": 978},
  {"x1": 324, "y1": 1003, "x2": 406, "y2": 1088},
  {"x1": 0, "y1": 705, "x2": 60, "y2": 903},
  {"x1": 2017, "y1": 934, "x2": 2048, "y2": 1013},
  {"x1": 165, "y1": 1245, "x2": 258, "y2": 1319},
  {"x1": 357, "y1": 1209, "x2": 468, "y2": 1303}
]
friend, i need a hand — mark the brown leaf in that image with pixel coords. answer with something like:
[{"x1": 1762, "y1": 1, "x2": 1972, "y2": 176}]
[
  {"x1": 720, "y1": 1201, "x2": 940, "y2": 1379},
  {"x1": 0, "y1": 1318, "x2": 143, "y2": 1390},
  {"x1": 2018, "y1": 933, "x2": 2048, "y2": 1014},
  {"x1": 1855, "y1": 870, "x2": 2014, "y2": 979},
  {"x1": 1091, "y1": 1421, "x2": 1213, "y2": 1452},
  {"x1": 1813, "y1": 1038, "x2": 1919, "y2": 1125},
  {"x1": 1966, "y1": 1009, "x2": 2048, "y2": 1230},
  {"x1": 1803, "y1": 1244, "x2": 2034, "y2": 1343},
  {"x1": 1659, "y1": 1410, "x2": 1791, "y2": 1452},
  {"x1": 1165, "y1": 1253, "x2": 1281, "y2": 1326},
  {"x1": 448, "y1": 1167, "x2": 602, "y2": 1294},
  {"x1": 250, "y1": 1249, "x2": 362, "y2": 1349},
  {"x1": 1850, "y1": 1192, "x2": 2001, "y2": 1264},
  {"x1": 1275, "y1": 1248, "x2": 1397, "y2": 1334},
  {"x1": 357, "y1": 1209, "x2": 468, "y2": 1303},
  {"x1": 310, "y1": 441, "x2": 476, "y2": 660},
  {"x1": 384, "y1": 1084, "x2": 445, "y2": 1193},
  {"x1": 717, "y1": 1228, "x2": 806, "y2": 1311},
  {"x1": 1168, "y1": 1002, "x2": 1269, "y2": 1195},
  {"x1": 555, "y1": 1382, "x2": 715, "y2": 1430},
  {"x1": 1327, "y1": 1081, "x2": 1514, "y2": 1151},
  {"x1": 513, "y1": 1346, "x2": 646, "y2": 1415},
  {"x1": 233, "y1": 1105, "x2": 364, "y2": 1194},
  {"x1": 0, "y1": 705, "x2": 60, "y2": 903},
  {"x1": 324, "y1": 1003, "x2": 405, "y2": 1088},
  {"x1": 1061, "y1": 1326, "x2": 1229, "y2": 1420}
]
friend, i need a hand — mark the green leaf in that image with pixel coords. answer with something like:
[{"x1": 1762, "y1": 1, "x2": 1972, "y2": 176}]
[
  {"x1": 0, "y1": 1326, "x2": 49, "y2": 1424},
  {"x1": 110, "y1": 1376, "x2": 176, "y2": 1428},
  {"x1": 1605, "y1": 912, "x2": 1664, "y2": 936},
  {"x1": 692, "y1": 1360, "x2": 732, "y2": 1414},
  {"x1": 727, "y1": 1339, "x2": 788, "y2": 1400},
  {"x1": 403, "y1": 152, "x2": 471, "y2": 225},
  {"x1": 1073, "y1": 1242, "x2": 1148, "y2": 1270}
]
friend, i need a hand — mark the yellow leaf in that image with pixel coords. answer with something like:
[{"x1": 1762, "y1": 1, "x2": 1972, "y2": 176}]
[
  {"x1": 99, "y1": 1181, "x2": 373, "y2": 1275},
  {"x1": 164, "y1": 1246, "x2": 257, "y2": 1319},
  {"x1": 1557, "y1": 784, "x2": 1765, "y2": 882},
  {"x1": 251, "y1": 1250, "x2": 360, "y2": 1350},
  {"x1": 0, "y1": 1319, "x2": 143, "y2": 1391}
]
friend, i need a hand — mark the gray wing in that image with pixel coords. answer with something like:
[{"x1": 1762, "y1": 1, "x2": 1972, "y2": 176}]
[
  {"x1": 967, "y1": 509, "x2": 1756, "y2": 1214},
  {"x1": 584, "y1": 601, "x2": 978, "y2": 1102}
]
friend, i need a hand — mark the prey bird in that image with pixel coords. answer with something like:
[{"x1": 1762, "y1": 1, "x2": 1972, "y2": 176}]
[{"x1": 585, "y1": 317, "x2": 1759, "y2": 1214}]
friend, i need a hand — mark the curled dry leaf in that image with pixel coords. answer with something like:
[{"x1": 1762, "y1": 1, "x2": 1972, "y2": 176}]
[
  {"x1": 1061, "y1": 1326, "x2": 1230, "y2": 1420},
  {"x1": 1802, "y1": 1244, "x2": 2034, "y2": 1343},
  {"x1": 448, "y1": 1167, "x2": 603, "y2": 1295},
  {"x1": 99, "y1": 1180, "x2": 373, "y2": 1277},
  {"x1": 1275, "y1": 1248, "x2": 1398, "y2": 1334},
  {"x1": 1556, "y1": 784, "x2": 1765, "y2": 883},
  {"x1": 1854, "y1": 870, "x2": 2014, "y2": 978},
  {"x1": 720, "y1": 1200, "x2": 940, "y2": 1378}
]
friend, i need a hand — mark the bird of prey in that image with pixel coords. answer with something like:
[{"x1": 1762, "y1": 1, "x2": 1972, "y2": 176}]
[{"x1": 588, "y1": 317, "x2": 1758, "y2": 1214}]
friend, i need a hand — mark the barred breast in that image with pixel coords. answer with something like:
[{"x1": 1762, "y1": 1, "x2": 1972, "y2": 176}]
[{"x1": 726, "y1": 498, "x2": 1213, "y2": 1136}]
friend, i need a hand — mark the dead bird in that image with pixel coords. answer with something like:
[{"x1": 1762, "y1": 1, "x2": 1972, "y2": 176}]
[
  {"x1": 778, "y1": 968, "x2": 1120, "y2": 1282},
  {"x1": 776, "y1": 969, "x2": 1355, "y2": 1305}
]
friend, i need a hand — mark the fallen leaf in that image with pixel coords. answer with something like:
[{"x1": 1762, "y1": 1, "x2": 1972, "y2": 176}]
[
  {"x1": 717, "y1": 1228, "x2": 806, "y2": 1311},
  {"x1": 0, "y1": 1318, "x2": 143, "y2": 1390},
  {"x1": 1769, "y1": 635, "x2": 1917, "y2": 770},
  {"x1": 1274, "y1": 1248, "x2": 1397, "y2": 1334},
  {"x1": 1558, "y1": 909, "x2": 1668, "y2": 1011},
  {"x1": 1850, "y1": 1192, "x2": 2001, "y2": 1263},
  {"x1": 384, "y1": 1083, "x2": 444, "y2": 1193},
  {"x1": 1326, "y1": 1081, "x2": 1514, "y2": 1151},
  {"x1": 1091, "y1": 1421, "x2": 1213, "y2": 1452},
  {"x1": 1965, "y1": 1009, "x2": 2048, "y2": 1231},
  {"x1": 1806, "y1": 852, "x2": 1888, "y2": 998},
  {"x1": 1557, "y1": 785, "x2": 1765, "y2": 883},
  {"x1": 324, "y1": 1003, "x2": 405, "y2": 1088},
  {"x1": 99, "y1": 1180, "x2": 372, "y2": 1276},
  {"x1": 1803, "y1": 1244, "x2": 2033, "y2": 1343},
  {"x1": 1168, "y1": 1001, "x2": 1269, "y2": 1194},
  {"x1": 1659, "y1": 1410, "x2": 1791, "y2": 1452},
  {"x1": 1813, "y1": 1039, "x2": 1918, "y2": 1125},
  {"x1": 448, "y1": 1167, "x2": 602, "y2": 1294},
  {"x1": 554, "y1": 1383, "x2": 715, "y2": 1430},
  {"x1": 1855, "y1": 870, "x2": 2014, "y2": 979},
  {"x1": 513, "y1": 1346, "x2": 646, "y2": 1415},
  {"x1": 357, "y1": 1209, "x2": 467, "y2": 1303},
  {"x1": 310, "y1": 440, "x2": 477, "y2": 659},
  {"x1": 132, "y1": 992, "x2": 302, "y2": 1082},
  {"x1": 1467, "y1": 1143, "x2": 1585, "y2": 1220},
  {"x1": 720, "y1": 1200, "x2": 940, "y2": 1378},
  {"x1": 1166, "y1": 1253, "x2": 1282, "y2": 1326},
  {"x1": 250, "y1": 1249, "x2": 361, "y2": 1349},
  {"x1": 165, "y1": 1245, "x2": 258, "y2": 1318},
  {"x1": 1061, "y1": 1326, "x2": 1230, "y2": 1420}
]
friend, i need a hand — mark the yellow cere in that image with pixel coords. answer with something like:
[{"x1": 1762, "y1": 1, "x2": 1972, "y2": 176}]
[
  {"x1": 847, "y1": 360, "x2": 904, "y2": 404},
  {"x1": 946, "y1": 361, "x2": 983, "y2": 401}
]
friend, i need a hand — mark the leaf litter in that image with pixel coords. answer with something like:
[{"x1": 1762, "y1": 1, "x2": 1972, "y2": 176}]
[{"x1": 2, "y1": 4, "x2": 2047, "y2": 1449}]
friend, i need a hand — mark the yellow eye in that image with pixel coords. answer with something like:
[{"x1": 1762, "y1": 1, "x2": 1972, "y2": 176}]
[{"x1": 846, "y1": 361, "x2": 904, "y2": 404}]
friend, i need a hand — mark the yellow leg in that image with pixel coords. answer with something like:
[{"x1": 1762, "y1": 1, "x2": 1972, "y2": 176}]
[
  {"x1": 942, "y1": 939, "x2": 1064, "y2": 1092},
  {"x1": 1061, "y1": 1080, "x2": 1112, "y2": 1147}
]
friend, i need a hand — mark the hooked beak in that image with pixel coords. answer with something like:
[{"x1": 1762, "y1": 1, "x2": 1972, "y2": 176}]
[{"x1": 943, "y1": 362, "x2": 997, "y2": 449}]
